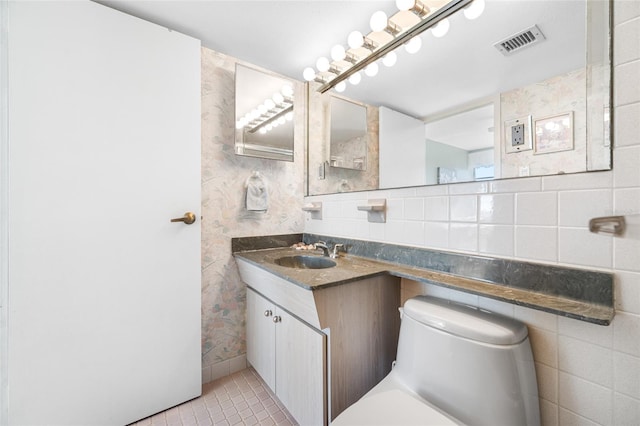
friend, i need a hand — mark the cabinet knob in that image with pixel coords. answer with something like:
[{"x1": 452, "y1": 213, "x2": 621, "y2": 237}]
[
  {"x1": 272, "y1": 316, "x2": 281, "y2": 323},
  {"x1": 264, "y1": 310, "x2": 272, "y2": 317}
]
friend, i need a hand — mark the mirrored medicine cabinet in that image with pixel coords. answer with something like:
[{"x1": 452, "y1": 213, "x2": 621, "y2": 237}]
[{"x1": 235, "y1": 64, "x2": 296, "y2": 162}]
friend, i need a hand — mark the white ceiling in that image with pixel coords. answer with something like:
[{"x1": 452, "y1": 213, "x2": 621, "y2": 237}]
[{"x1": 98, "y1": 0, "x2": 586, "y2": 119}]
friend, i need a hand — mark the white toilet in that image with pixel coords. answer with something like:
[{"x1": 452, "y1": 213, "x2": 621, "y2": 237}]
[{"x1": 331, "y1": 295, "x2": 540, "y2": 425}]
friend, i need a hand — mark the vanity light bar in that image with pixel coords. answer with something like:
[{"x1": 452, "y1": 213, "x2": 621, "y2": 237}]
[
  {"x1": 246, "y1": 103, "x2": 293, "y2": 133},
  {"x1": 316, "y1": 0, "x2": 474, "y2": 93}
]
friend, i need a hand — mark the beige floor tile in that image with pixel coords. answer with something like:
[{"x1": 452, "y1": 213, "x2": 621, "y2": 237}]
[{"x1": 131, "y1": 367, "x2": 298, "y2": 426}]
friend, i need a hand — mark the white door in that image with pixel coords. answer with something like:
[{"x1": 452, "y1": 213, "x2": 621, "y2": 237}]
[{"x1": 6, "y1": 1, "x2": 201, "y2": 424}]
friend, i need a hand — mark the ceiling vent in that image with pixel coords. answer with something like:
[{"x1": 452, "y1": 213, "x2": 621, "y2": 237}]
[{"x1": 494, "y1": 25, "x2": 546, "y2": 56}]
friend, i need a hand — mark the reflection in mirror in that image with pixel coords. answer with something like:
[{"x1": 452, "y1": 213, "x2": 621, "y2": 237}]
[
  {"x1": 306, "y1": 0, "x2": 611, "y2": 195},
  {"x1": 308, "y1": 88, "x2": 379, "y2": 195},
  {"x1": 235, "y1": 64, "x2": 294, "y2": 162},
  {"x1": 330, "y1": 96, "x2": 368, "y2": 170},
  {"x1": 425, "y1": 103, "x2": 496, "y2": 185}
]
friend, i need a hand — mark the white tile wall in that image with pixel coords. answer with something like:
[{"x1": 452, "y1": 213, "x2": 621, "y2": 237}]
[{"x1": 303, "y1": 2, "x2": 640, "y2": 424}]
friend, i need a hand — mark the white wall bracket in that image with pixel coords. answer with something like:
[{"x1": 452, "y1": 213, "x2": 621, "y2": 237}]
[
  {"x1": 302, "y1": 202, "x2": 323, "y2": 220},
  {"x1": 357, "y1": 199, "x2": 386, "y2": 223}
]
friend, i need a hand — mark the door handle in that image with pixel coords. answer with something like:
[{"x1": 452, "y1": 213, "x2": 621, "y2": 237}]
[{"x1": 170, "y1": 212, "x2": 196, "y2": 225}]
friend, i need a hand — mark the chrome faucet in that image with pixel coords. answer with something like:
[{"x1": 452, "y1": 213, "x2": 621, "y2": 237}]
[
  {"x1": 315, "y1": 241, "x2": 330, "y2": 257},
  {"x1": 331, "y1": 244, "x2": 344, "y2": 259}
]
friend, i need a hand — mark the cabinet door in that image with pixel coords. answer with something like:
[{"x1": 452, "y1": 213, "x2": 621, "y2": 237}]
[
  {"x1": 246, "y1": 288, "x2": 276, "y2": 391},
  {"x1": 276, "y1": 309, "x2": 327, "y2": 426}
]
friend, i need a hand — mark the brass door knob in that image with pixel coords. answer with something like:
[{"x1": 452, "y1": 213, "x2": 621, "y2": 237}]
[{"x1": 170, "y1": 212, "x2": 196, "y2": 225}]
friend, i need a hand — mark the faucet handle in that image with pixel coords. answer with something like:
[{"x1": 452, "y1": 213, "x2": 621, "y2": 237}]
[{"x1": 331, "y1": 244, "x2": 344, "y2": 258}]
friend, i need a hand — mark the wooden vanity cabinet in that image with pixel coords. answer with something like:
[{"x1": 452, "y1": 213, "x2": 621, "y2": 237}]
[
  {"x1": 239, "y1": 257, "x2": 400, "y2": 424},
  {"x1": 246, "y1": 288, "x2": 327, "y2": 426}
]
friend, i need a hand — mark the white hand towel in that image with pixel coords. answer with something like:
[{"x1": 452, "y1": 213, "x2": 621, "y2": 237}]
[{"x1": 245, "y1": 172, "x2": 268, "y2": 211}]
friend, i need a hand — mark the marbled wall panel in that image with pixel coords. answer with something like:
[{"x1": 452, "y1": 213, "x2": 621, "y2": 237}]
[
  {"x1": 200, "y1": 48, "x2": 305, "y2": 372},
  {"x1": 501, "y1": 68, "x2": 588, "y2": 178}
]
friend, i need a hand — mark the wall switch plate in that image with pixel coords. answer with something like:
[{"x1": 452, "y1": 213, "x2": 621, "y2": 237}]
[{"x1": 504, "y1": 116, "x2": 533, "y2": 153}]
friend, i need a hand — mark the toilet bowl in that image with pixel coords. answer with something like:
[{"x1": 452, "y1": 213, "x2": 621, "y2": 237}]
[{"x1": 331, "y1": 296, "x2": 540, "y2": 426}]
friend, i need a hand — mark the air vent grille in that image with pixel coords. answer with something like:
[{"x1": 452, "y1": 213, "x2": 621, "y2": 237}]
[{"x1": 494, "y1": 25, "x2": 546, "y2": 56}]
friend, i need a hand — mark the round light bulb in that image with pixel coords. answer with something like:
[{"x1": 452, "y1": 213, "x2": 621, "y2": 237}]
[
  {"x1": 257, "y1": 104, "x2": 267, "y2": 114},
  {"x1": 278, "y1": 116, "x2": 286, "y2": 125},
  {"x1": 347, "y1": 30, "x2": 364, "y2": 49},
  {"x1": 281, "y1": 85, "x2": 294, "y2": 97},
  {"x1": 382, "y1": 51, "x2": 397, "y2": 67},
  {"x1": 303, "y1": 67, "x2": 316, "y2": 81},
  {"x1": 431, "y1": 19, "x2": 450, "y2": 38},
  {"x1": 395, "y1": 0, "x2": 415, "y2": 11},
  {"x1": 259, "y1": 127, "x2": 267, "y2": 134},
  {"x1": 266, "y1": 124, "x2": 273, "y2": 131},
  {"x1": 463, "y1": 0, "x2": 485, "y2": 20},
  {"x1": 335, "y1": 81, "x2": 347, "y2": 93},
  {"x1": 272, "y1": 120, "x2": 279, "y2": 128},
  {"x1": 370, "y1": 11, "x2": 388, "y2": 32},
  {"x1": 264, "y1": 99, "x2": 275, "y2": 110},
  {"x1": 316, "y1": 56, "x2": 330, "y2": 72},
  {"x1": 331, "y1": 45, "x2": 346, "y2": 62},
  {"x1": 365, "y1": 62, "x2": 379, "y2": 77},
  {"x1": 348, "y1": 72, "x2": 362, "y2": 85},
  {"x1": 405, "y1": 36, "x2": 422, "y2": 54},
  {"x1": 285, "y1": 112, "x2": 293, "y2": 121},
  {"x1": 250, "y1": 109, "x2": 261, "y2": 120},
  {"x1": 235, "y1": 121, "x2": 244, "y2": 130},
  {"x1": 272, "y1": 92, "x2": 284, "y2": 105}
]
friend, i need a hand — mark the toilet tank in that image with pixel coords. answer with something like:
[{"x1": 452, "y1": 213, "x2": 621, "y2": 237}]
[{"x1": 395, "y1": 296, "x2": 540, "y2": 426}]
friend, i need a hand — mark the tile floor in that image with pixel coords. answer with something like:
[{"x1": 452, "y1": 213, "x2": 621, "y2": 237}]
[{"x1": 131, "y1": 368, "x2": 298, "y2": 426}]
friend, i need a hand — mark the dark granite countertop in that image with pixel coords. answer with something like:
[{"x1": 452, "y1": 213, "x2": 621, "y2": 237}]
[{"x1": 233, "y1": 244, "x2": 614, "y2": 326}]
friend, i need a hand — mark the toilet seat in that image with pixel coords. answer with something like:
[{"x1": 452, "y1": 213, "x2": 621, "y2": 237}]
[{"x1": 331, "y1": 373, "x2": 461, "y2": 426}]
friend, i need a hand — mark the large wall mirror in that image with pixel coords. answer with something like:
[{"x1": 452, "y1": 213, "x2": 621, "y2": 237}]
[
  {"x1": 235, "y1": 64, "x2": 295, "y2": 162},
  {"x1": 307, "y1": 0, "x2": 611, "y2": 195}
]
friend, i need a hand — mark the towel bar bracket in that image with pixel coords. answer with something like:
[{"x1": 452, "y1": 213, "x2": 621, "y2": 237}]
[{"x1": 589, "y1": 216, "x2": 626, "y2": 236}]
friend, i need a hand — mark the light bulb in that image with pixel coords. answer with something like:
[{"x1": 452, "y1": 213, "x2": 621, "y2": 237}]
[
  {"x1": 431, "y1": 19, "x2": 450, "y2": 38},
  {"x1": 281, "y1": 85, "x2": 294, "y2": 97},
  {"x1": 316, "y1": 56, "x2": 330, "y2": 72},
  {"x1": 278, "y1": 116, "x2": 286, "y2": 125},
  {"x1": 335, "y1": 81, "x2": 347, "y2": 93},
  {"x1": 259, "y1": 127, "x2": 267, "y2": 134},
  {"x1": 463, "y1": 0, "x2": 485, "y2": 20},
  {"x1": 365, "y1": 63, "x2": 379, "y2": 77},
  {"x1": 382, "y1": 51, "x2": 397, "y2": 67},
  {"x1": 235, "y1": 121, "x2": 244, "y2": 130},
  {"x1": 272, "y1": 121, "x2": 279, "y2": 128},
  {"x1": 347, "y1": 30, "x2": 364, "y2": 49},
  {"x1": 266, "y1": 124, "x2": 273, "y2": 131},
  {"x1": 395, "y1": 0, "x2": 415, "y2": 11},
  {"x1": 370, "y1": 11, "x2": 388, "y2": 32},
  {"x1": 405, "y1": 36, "x2": 422, "y2": 54},
  {"x1": 257, "y1": 104, "x2": 267, "y2": 115},
  {"x1": 272, "y1": 92, "x2": 284, "y2": 105},
  {"x1": 250, "y1": 109, "x2": 261, "y2": 120},
  {"x1": 331, "y1": 45, "x2": 346, "y2": 62},
  {"x1": 348, "y1": 72, "x2": 362, "y2": 85},
  {"x1": 285, "y1": 112, "x2": 293, "y2": 121},
  {"x1": 303, "y1": 67, "x2": 316, "y2": 81},
  {"x1": 264, "y1": 99, "x2": 275, "y2": 110}
]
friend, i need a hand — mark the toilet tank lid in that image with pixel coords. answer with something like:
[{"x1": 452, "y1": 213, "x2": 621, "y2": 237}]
[{"x1": 403, "y1": 296, "x2": 528, "y2": 345}]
